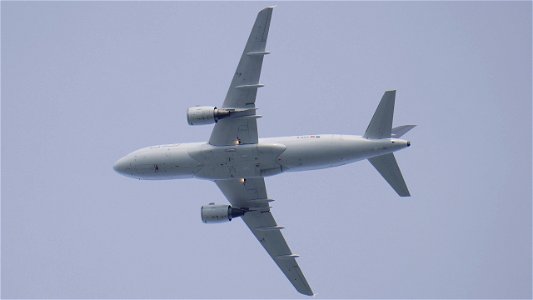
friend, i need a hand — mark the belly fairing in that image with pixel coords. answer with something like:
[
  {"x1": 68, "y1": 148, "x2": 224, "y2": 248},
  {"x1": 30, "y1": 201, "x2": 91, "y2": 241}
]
[{"x1": 189, "y1": 143, "x2": 287, "y2": 180}]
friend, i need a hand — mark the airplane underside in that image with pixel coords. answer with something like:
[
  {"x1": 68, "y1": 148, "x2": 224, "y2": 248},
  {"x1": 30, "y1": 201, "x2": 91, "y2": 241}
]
[{"x1": 113, "y1": 6, "x2": 415, "y2": 296}]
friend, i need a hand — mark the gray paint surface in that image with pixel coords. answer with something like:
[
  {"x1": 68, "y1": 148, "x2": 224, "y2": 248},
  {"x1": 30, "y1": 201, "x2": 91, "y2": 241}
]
[{"x1": 2, "y1": 2, "x2": 531, "y2": 298}]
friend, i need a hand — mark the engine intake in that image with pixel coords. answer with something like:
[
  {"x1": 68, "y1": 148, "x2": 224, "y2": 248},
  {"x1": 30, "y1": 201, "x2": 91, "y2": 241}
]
[
  {"x1": 187, "y1": 106, "x2": 231, "y2": 125},
  {"x1": 201, "y1": 203, "x2": 246, "y2": 223}
]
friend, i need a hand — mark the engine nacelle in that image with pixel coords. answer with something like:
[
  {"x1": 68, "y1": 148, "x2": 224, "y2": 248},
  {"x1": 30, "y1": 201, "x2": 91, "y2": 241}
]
[
  {"x1": 187, "y1": 106, "x2": 230, "y2": 125},
  {"x1": 201, "y1": 203, "x2": 246, "y2": 223}
]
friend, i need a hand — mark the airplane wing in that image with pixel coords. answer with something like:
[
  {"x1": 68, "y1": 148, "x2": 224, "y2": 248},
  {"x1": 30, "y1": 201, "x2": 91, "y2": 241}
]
[
  {"x1": 215, "y1": 178, "x2": 314, "y2": 296},
  {"x1": 209, "y1": 7, "x2": 273, "y2": 146},
  {"x1": 209, "y1": 8, "x2": 312, "y2": 294}
]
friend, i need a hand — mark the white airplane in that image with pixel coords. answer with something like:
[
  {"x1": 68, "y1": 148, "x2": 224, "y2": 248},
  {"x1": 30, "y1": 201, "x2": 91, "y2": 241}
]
[{"x1": 114, "y1": 7, "x2": 415, "y2": 296}]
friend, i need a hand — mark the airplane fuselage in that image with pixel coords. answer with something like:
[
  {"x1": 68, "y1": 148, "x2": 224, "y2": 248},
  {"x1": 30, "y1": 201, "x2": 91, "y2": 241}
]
[{"x1": 113, "y1": 134, "x2": 410, "y2": 180}]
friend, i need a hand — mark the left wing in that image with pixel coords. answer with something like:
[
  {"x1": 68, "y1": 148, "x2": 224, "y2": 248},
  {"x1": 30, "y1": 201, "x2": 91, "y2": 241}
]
[
  {"x1": 215, "y1": 178, "x2": 314, "y2": 296},
  {"x1": 209, "y1": 7, "x2": 273, "y2": 146}
]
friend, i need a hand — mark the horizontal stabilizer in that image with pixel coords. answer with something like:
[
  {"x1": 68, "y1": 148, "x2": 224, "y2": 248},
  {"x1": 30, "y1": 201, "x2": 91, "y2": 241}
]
[
  {"x1": 368, "y1": 153, "x2": 410, "y2": 197},
  {"x1": 391, "y1": 125, "x2": 416, "y2": 138},
  {"x1": 364, "y1": 90, "x2": 396, "y2": 139}
]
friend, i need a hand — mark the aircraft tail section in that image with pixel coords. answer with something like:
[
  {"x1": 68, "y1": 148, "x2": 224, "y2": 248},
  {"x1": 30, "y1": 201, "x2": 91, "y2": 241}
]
[
  {"x1": 391, "y1": 125, "x2": 416, "y2": 138},
  {"x1": 368, "y1": 153, "x2": 410, "y2": 197},
  {"x1": 364, "y1": 90, "x2": 396, "y2": 139}
]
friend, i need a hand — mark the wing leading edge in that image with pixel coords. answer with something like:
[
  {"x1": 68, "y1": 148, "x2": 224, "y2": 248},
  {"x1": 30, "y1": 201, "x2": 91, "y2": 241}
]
[{"x1": 215, "y1": 178, "x2": 314, "y2": 296}]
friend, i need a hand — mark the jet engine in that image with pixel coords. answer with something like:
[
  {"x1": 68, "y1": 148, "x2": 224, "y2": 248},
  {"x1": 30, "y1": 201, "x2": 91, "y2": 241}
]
[
  {"x1": 201, "y1": 203, "x2": 246, "y2": 223},
  {"x1": 187, "y1": 106, "x2": 231, "y2": 125}
]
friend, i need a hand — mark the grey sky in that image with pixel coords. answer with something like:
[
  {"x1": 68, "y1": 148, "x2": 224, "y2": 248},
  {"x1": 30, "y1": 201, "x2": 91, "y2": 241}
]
[{"x1": 2, "y1": 1, "x2": 531, "y2": 298}]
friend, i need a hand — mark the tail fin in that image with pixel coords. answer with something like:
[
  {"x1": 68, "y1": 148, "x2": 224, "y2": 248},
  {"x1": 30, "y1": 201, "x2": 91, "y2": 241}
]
[
  {"x1": 368, "y1": 153, "x2": 410, "y2": 197},
  {"x1": 364, "y1": 90, "x2": 396, "y2": 139}
]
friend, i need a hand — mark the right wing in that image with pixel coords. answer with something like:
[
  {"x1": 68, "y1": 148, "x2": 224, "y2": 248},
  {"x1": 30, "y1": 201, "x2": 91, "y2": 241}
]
[
  {"x1": 215, "y1": 178, "x2": 314, "y2": 296},
  {"x1": 222, "y1": 6, "x2": 272, "y2": 109},
  {"x1": 209, "y1": 7, "x2": 273, "y2": 146}
]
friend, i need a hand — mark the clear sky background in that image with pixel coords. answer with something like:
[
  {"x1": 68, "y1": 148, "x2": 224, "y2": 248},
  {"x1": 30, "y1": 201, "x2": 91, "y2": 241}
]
[{"x1": 2, "y1": 1, "x2": 531, "y2": 298}]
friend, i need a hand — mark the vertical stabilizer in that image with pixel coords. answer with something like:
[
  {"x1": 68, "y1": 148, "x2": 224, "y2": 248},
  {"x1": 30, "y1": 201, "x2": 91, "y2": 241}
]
[
  {"x1": 364, "y1": 90, "x2": 396, "y2": 139},
  {"x1": 368, "y1": 153, "x2": 410, "y2": 197}
]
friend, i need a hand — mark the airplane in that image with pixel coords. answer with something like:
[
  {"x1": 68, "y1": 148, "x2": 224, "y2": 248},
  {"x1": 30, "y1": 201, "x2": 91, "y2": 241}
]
[{"x1": 113, "y1": 6, "x2": 415, "y2": 296}]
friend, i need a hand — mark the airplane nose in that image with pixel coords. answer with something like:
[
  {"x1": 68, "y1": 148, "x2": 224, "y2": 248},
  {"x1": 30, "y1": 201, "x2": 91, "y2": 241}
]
[{"x1": 113, "y1": 157, "x2": 131, "y2": 175}]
